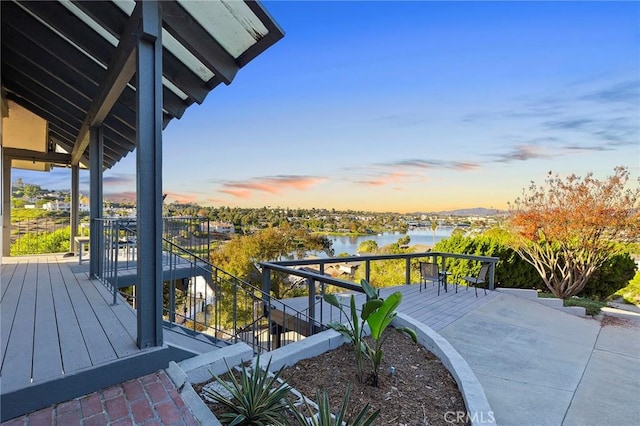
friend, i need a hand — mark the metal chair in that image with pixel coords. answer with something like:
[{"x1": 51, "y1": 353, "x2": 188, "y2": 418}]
[
  {"x1": 419, "y1": 262, "x2": 446, "y2": 295},
  {"x1": 463, "y1": 262, "x2": 490, "y2": 297}
]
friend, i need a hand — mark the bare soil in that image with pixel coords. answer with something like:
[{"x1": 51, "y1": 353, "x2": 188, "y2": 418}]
[{"x1": 198, "y1": 331, "x2": 469, "y2": 425}]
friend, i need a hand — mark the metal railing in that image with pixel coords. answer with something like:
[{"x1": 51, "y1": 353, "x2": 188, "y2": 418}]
[
  {"x1": 9, "y1": 213, "x2": 77, "y2": 255},
  {"x1": 92, "y1": 217, "x2": 323, "y2": 353},
  {"x1": 260, "y1": 251, "x2": 500, "y2": 325}
]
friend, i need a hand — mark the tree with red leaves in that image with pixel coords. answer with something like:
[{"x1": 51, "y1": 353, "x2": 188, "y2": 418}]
[{"x1": 508, "y1": 166, "x2": 640, "y2": 299}]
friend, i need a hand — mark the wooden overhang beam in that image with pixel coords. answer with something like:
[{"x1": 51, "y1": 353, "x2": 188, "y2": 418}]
[
  {"x1": 3, "y1": 147, "x2": 71, "y2": 164},
  {"x1": 238, "y1": 1, "x2": 285, "y2": 67},
  {"x1": 159, "y1": 1, "x2": 239, "y2": 86},
  {"x1": 75, "y1": 1, "x2": 211, "y2": 103},
  {"x1": 1, "y1": 6, "x2": 138, "y2": 133},
  {"x1": 70, "y1": 3, "x2": 143, "y2": 166}
]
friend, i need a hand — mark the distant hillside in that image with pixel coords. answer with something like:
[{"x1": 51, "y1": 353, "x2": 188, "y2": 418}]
[{"x1": 438, "y1": 207, "x2": 506, "y2": 216}]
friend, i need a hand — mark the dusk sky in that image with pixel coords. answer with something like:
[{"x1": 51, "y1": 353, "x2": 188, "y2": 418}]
[{"x1": 13, "y1": 1, "x2": 640, "y2": 213}]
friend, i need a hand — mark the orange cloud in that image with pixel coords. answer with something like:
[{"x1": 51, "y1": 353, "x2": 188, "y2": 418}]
[
  {"x1": 220, "y1": 175, "x2": 326, "y2": 199},
  {"x1": 163, "y1": 191, "x2": 198, "y2": 204},
  {"x1": 452, "y1": 161, "x2": 480, "y2": 171},
  {"x1": 356, "y1": 171, "x2": 409, "y2": 187},
  {"x1": 220, "y1": 188, "x2": 252, "y2": 199}
]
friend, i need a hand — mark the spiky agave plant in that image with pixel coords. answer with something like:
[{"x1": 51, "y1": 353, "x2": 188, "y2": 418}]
[
  {"x1": 204, "y1": 354, "x2": 291, "y2": 425},
  {"x1": 289, "y1": 386, "x2": 380, "y2": 426}
]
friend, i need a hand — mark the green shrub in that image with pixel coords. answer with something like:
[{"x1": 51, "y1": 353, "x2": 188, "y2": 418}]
[
  {"x1": 432, "y1": 231, "x2": 636, "y2": 299},
  {"x1": 579, "y1": 253, "x2": 637, "y2": 300},
  {"x1": 11, "y1": 227, "x2": 71, "y2": 255},
  {"x1": 563, "y1": 297, "x2": 607, "y2": 316},
  {"x1": 433, "y1": 233, "x2": 541, "y2": 289}
]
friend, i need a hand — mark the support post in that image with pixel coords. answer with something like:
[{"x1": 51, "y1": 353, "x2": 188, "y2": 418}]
[
  {"x1": 1, "y1": 156, "x2": 10, "y2": 257},
  {"x1": 70, "y1": 165, "x2": 79, "y2": 253},
  {"x1": 135, "y1": 1, "x2": 163, "y2": 349},
  {"x1": 89, "y1": 126, "x2": 103, "y2": 278}
]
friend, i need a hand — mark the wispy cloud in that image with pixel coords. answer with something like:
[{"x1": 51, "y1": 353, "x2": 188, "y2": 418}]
[
  {"x1": 354, "y1": 172, "x2": 408, "y2": 187},
  {"x1": 494, "y1": 145, "x2": 550, "y2": 163},
  {"x1": 218, "y1": 175, "x2": 326, "y2": 199},
  {"x1": 376, "y1": 158, "x2": 479, "y2": 171},
  {"x1": 543, "y1": 116, "x2": 639, "y2": 148},
  {"x1": 542, "y1": 118, "x2": 594, "y2": 131},
  {"x1": 581, "y1": 80, "x2": 640, "y2": 105},
  {"x1": 103, "y1": 174, "x2": 135, "y2": 187}
]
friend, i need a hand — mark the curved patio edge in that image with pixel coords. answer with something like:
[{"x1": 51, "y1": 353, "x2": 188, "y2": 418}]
[
  {"x1": 393, "y1": 313, "x2": 496, "y2": 426},
  {"x1": 167, "y1": 316, "x2": 495, "y2": 426}
]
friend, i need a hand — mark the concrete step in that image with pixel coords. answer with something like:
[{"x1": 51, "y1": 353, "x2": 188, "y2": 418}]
[
  {"x1": 562, "y1": 306, "x2": 587, "y2": 317},
  {"x1": 536, "y1": 298, "x2": 564, "y2": 309},
  {"x1": 496, "y1": 288, "x2": 539, "y2": 299},
  {"x1": 497, "y1": 288, "x2": 585, "y2": 317}
]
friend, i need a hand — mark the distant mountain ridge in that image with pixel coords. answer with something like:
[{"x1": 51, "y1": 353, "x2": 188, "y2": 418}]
[{"x1": 422, "y1": 207, "x2": 506, "y2": 216}]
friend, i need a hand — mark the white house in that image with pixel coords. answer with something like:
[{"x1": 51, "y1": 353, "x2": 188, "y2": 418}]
[
  {"x1": 201, "y1": 221, "x2": 235, "y2": 234},
  {"x1": 43, "y1": 200, "x2": 89, "y2": 212}
]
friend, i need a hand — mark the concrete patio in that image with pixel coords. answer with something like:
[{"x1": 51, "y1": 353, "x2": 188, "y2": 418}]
[{"x1": 439, "y1": 293, "x2": 640, "y2": 426}]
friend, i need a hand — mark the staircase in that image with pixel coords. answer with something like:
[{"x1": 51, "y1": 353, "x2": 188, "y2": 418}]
[{"x1": 496, "y1": 288, "x2": 586, "y2": 317}]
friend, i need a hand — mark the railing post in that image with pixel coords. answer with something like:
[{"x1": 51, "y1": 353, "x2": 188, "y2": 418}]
[
  {"x1": 365, "y1": 260, "x2": 371, "y2": 283},
  {"x1": 489, "y1": 261, "x2": 496, "y2": 290},
  {"x1": 405, "y1": 257, "x2": 411, "y2": 285},
  {"x1": 232, "y1": 283, "x2": 238, "y2": 343},
  {"x1": 319, "y1": 264, "x2": 325, "y2": 325},
  {"x1": 113, "y1": 220, "x2": 119, "y2": 305},
  {"x1": 169, "y1": 280, "x2": 176, "y2": 323},
  {"x1": 261, "y1": 267, "x2": 273, "y2": 351},
  {"x1": 262, "y1": 267, "x2": 271, "y2": 308},
  {"x1": 307, "y1": 277, "x2": 315, "y2": 333}
]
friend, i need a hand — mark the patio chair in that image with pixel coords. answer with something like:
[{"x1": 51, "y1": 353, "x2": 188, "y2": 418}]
[
  {"x1": 419, "y1": 262, "x2": 446, "y2": 295},
  {"x1": 463, "y1": 262, "x2": 490, "y2": 297}
]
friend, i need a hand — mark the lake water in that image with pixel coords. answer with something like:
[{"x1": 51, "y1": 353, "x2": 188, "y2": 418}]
[{"x1": 327, "y1": 227, "x2": 455, "y2": 256}]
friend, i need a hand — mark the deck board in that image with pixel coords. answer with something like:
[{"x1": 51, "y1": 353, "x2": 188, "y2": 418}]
[
  {"x1": 1, "y1": 262, "x2": 27, "y2": 361},
  {"x1": 1, "y1": 262, "x2": 18, "y2": 298},
  {"x1": 49, "y1": 261, "x2": 93, "y2": 373},
  {"x1": 78, "y1": 277, "x2": 138, "y2": 358},
  {"x1": 278, "y1": 280, "x2": 499, "y2": 333},
  {"x1": 58, "y1": 263, "x2": 118, "y2": 365},
  {"x1": 32, "y1": 259, "x2": 64, "y2": 383},
  {"x1": 1, "y1": 260, "x2": 37, "y2": 391}
]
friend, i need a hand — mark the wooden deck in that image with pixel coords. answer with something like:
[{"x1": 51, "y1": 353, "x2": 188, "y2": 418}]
[
  {"x1": 1, "y1": 255, "x2": 140, "y2": 393},
  {"x1": 0, "y1": 254, "x2": 219, "y2": 421}
]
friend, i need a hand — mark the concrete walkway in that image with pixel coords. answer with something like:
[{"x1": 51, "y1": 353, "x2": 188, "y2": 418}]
[{"x1": 439, "y1": 293, "x2": 640, "y2": 426}]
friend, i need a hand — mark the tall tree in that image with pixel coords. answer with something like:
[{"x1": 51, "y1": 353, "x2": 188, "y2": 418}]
[
  {"x1": 210, "y1": 226, "x2": 333, "y2": 299},
  {"x1": 508, "y1": 166, "x2": 640, "y2": 298}
]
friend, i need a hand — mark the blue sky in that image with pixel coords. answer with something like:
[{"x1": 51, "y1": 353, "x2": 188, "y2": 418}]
[{"x1": 13, "y1": 1, "x2": 640, "y2": 212}]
